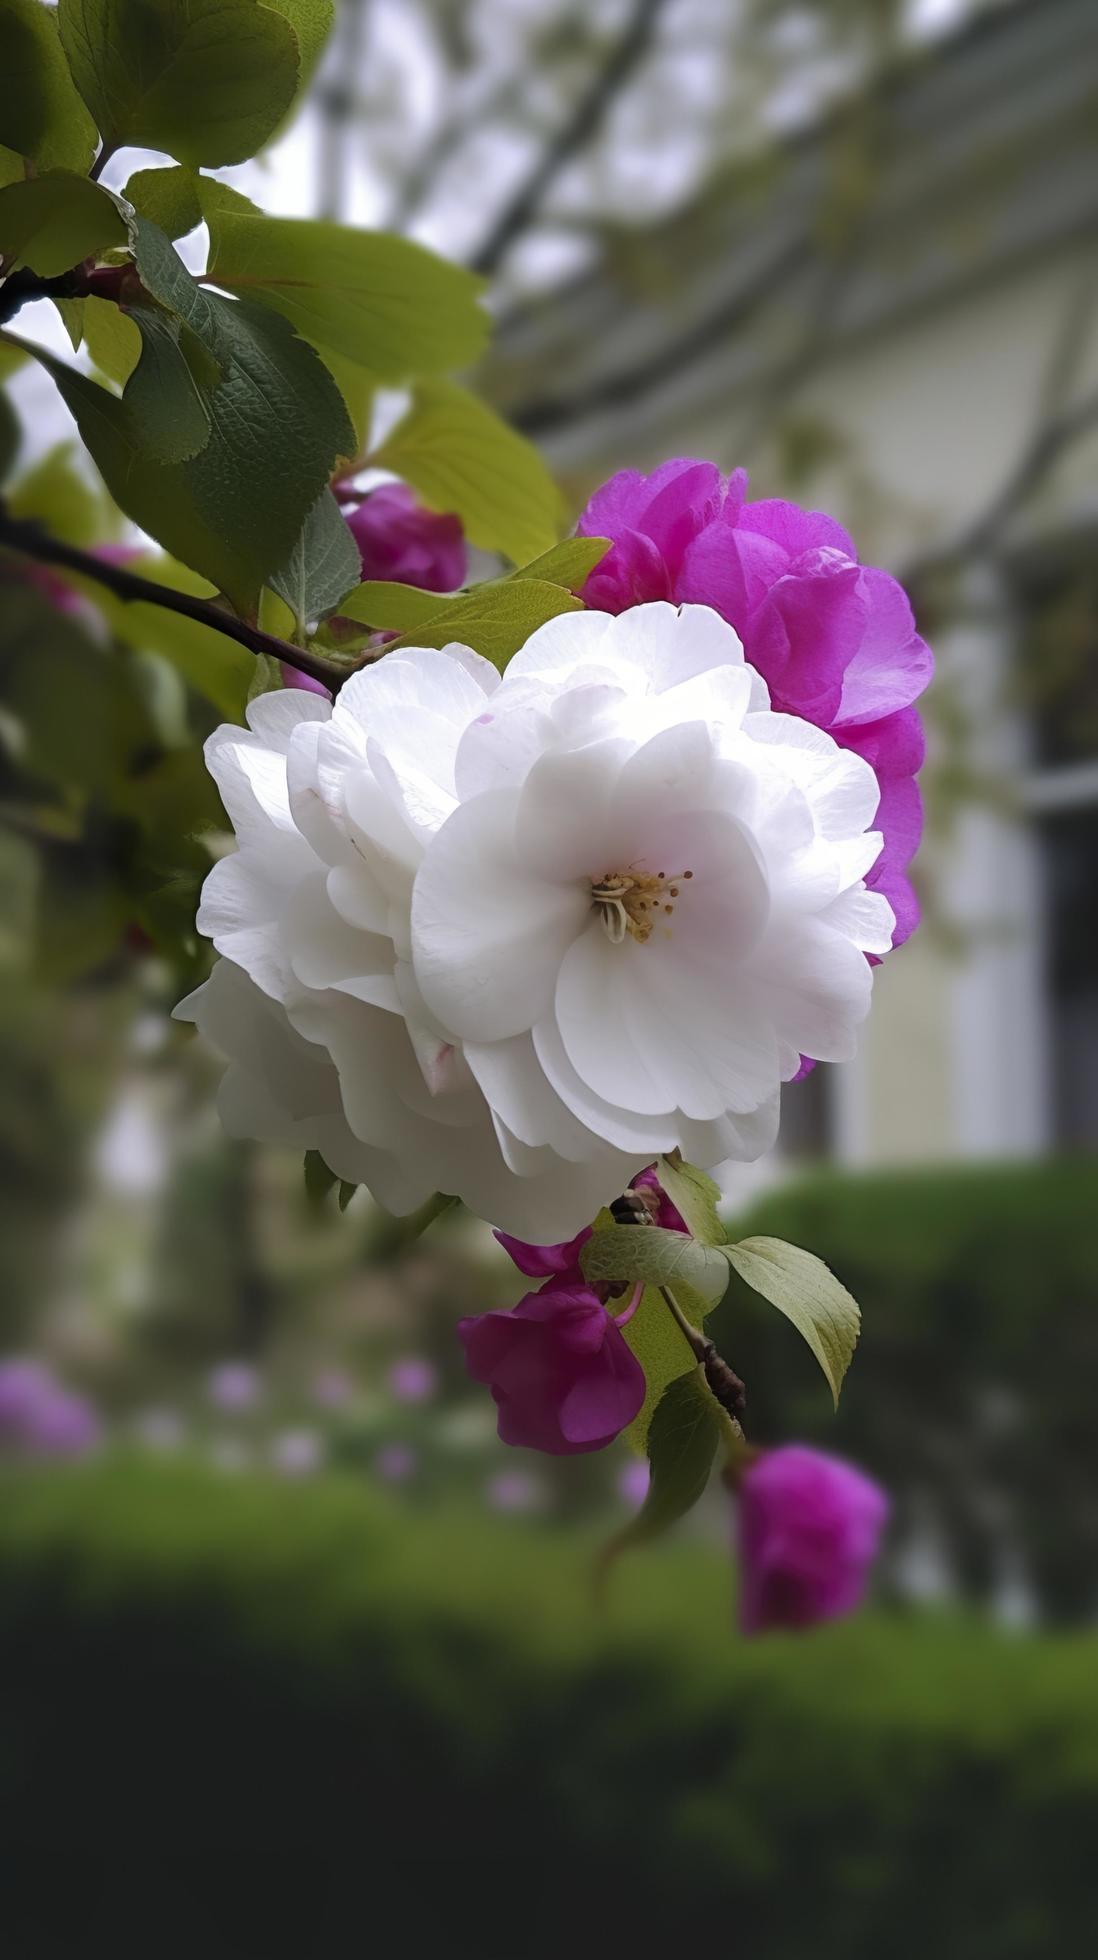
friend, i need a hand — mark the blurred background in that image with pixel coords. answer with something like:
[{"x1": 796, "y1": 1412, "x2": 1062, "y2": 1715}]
[{"x1": 3, "y1": 0, "x2": 1098, "y2": 1943}]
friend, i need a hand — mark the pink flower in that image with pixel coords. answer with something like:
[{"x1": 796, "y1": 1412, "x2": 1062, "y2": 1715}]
[
  {"x1": 494, "y1": 1221, "x2": 593, "y2": 1282},
  {"x1": 577, "y1": 461, "x2": 930, "y2": 946},
  {"x1": 735, "y1": 1444, "x2": 889, "y2": 1635},
  {"x1": 345, "y1": 484, "x2": 466, "y2": 594},
  {"x1": 618, "y1": 1457, "x2": 651, "y2": 1508},
  {"x1": 494, "y1": 1167, "x2": 687, "y2": 1288},
  {"x1": 375, "y1": 1441, "x2": 418, "y2": 1483},
  {"x1": 0, "y1": 1358, "x2": 100, "y2": 1458},
  {"x1": 387, "y1": 1355, "x2": 438, "y2": 1404},
  {"x1": 271, "y1": 1428, "x2": 324, "y2": 1477},
  {"x1": 458, "y1": 1283, "x2": 645, "y2": 1456},
  {"x1": 206, "y1": 1360, "x2": 261, "y2": 1412}
]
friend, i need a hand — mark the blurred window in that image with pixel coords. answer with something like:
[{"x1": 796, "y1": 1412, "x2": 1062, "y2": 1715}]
[
  {"x1": 779, "y1": 1063, "x2": 833, "y2": 1160},
  {"x1": 1018, "y1": 553, "x2": 1098, "y2": 1147}
]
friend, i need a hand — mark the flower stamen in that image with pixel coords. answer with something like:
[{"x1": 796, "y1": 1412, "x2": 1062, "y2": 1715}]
[{"x1": 591, "y1": 866, "x2": 693, "y2": 944}]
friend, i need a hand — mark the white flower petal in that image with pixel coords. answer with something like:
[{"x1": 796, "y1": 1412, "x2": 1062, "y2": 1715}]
[{"x1": 412, "y1": 787, "x2": 588, "y2": 1041}]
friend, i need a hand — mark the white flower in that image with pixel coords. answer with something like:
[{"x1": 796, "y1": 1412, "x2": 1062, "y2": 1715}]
[{"x1": 177, "y1": 604, "x2": 893, "y2": 1239}]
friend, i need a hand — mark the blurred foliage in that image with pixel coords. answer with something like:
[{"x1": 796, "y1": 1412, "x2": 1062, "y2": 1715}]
[
  {"x1": 3, "y1": 1457, "x2": 1098, "y2": 1951},
  {"x1": 714, "y1": 1160, "x2": 1098, "y2": 1621}
]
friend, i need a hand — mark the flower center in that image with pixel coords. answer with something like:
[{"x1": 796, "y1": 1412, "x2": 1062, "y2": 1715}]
[{"x1": 590, "y1": 866, "x2": 693, "y2": 944}]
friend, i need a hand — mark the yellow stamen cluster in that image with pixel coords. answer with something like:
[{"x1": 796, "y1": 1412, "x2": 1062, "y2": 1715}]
[{"x1": 590, "y1": 866, "x2": 693, "y2": 944}]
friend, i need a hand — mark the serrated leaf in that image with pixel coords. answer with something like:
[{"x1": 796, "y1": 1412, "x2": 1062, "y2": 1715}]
[
  {"x1": 581, "y1": 1225, "x2": 729, "y2": 1306},
  {"x1": 722, "y1": 1235, "x2": 861, "y2": 1409},
  {"x1": 510, "y1": 536, "x2": 610, "y2": 590},
  {"x1": 57, "y1": 0, "x2": 302, "y2": 167},
  {"x1": 604, "y1": 1371, "x2": 720, "y2": 1566},
  {"x1": 84, "y1": 294, "x2": 141, "y2": 385},
  {"x1": 0, "y1": 171, "x2": 127, "y2": 276},
  {"x1": 373, "y1": 381, "x2": 563, "y2": 565},
  {"x1": 269, "y1": 487, "x2": 360, "y2": 633},
  {"x1": 198, "y1": 182, "x2": 489, "y2": 381},
  {"x1": 337, "y1": 580, "x2": 453, "y2": 634},
  {"x1": 656, "y1": 1156, "x2": 726, "y2": 1246},
  {"x1": 337, "y1": 1180, "x2": 357, "y2": 1212},
  {"x1": 265, "y1": 0, "x2": 332, "y2": 89},
  {"x1": 386, "y1": 578, "x2": 581, "y2": 672},
  {"x1": 0, "y1": 0, "x2": 98, "y2": 172},
  {"x1": 12, "y1": 219, "x2": 355, "y2": 612},
  {"x1": 124, "y1": 165, "x2": 202, "y2": 241},
  {"x1": 120, "y1": 292, "x2": 218, "y2": 463}
]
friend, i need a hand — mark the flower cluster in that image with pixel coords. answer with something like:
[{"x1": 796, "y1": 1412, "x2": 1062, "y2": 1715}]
[
  {"x1": 183, "y1": 460, "x2": 922, "y2": 1634},
  {"x1": 181, "y1": 597, "x2": 895, "y2": 1239}
]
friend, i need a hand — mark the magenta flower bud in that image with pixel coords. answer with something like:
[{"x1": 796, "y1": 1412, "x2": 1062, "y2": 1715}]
[
  {"x1": 459, "y1": 1283, "x2": 645, "y2": 1456},
  {"x1": 493, "y1": 1221, "x2": 593, "y2": 1281},
  {"x1": 735, "y1": 1445, "x2": 889, "y2": 1635},
  {"x1": 576, "y1": 460, "x2": 930, "y2": 948},
  {"x1": 344, "y1": 483, "x2": 466, "y2": 594},
  {"x1": 279, "y1": 662, "x2": 331, "y2": 698}
]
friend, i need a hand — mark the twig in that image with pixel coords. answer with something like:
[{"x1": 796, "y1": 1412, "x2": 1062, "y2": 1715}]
[
  {"x1": 0, "y1": 508, "x2": 362, "y2": 694},
  {"x1": 469, "y1": 0, "x2": 668, "y2": 277}
]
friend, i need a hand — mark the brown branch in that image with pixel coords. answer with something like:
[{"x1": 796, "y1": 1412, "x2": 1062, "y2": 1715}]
[
  {"x1": 903, "y1": 390, "x2": 1098, "y2": 592},
  {"x1": 469, "y1": 0, "x2": 668, "y2": 278},
  {"x1": 0, "y1": 509, "x2": 360, "y2": 694}
]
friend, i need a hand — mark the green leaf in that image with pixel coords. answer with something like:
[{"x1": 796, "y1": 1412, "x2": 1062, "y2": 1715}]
[
  {"x1": 268, "y1": 487, "x2": 360, "y2": 633},
  {"x1": 119, "y1": 291, "x2": 218, "y2": 463},
  {"x1": 11, "y1": 220, "x2": 355, "y2": 612},
  {"x1": 581, "y1": 1225, "x2": 729, "y2": 1307},
  {"x1": 57, "y1": 0, "x2": 302, "y2": 167},
  {"x1": 199, "y1": 183, "x2": 489, "y2": 381},
  {"x1": 317, "y1": 350, "x2": 374, "y2": 457},
  {"x1": 337, "y1": 580, "x2": 452, "y2": 634},
  {"x1": 83, "y1": 294, "x2": 141, "y2": 385},
  {"x1": 373, "y1": 382, "x2": 563, "y2": 565},
  {"x1": 607, "y1": 1372, "x2": 720, "y2": 1563},
  {"x1": 0, "y1": 171, "x2": 127, "y2": 276},
  {"x1": 386, "y1": 578, "x2": 582, "y2": 672},
  {"x1": 53, "y1": 297, "x2": 86, "y2": 351},
  {"x1": 0, "y1": 580, "x2": 156, "y2": 799},
  {"x1": 265, "y1": 0, "x2": 332, "y2": 89},
  {"x1": 722, "y1": 1235, "x2": 861, "y2": 1409},
  {"x1": 92, "y1": 554, "x2": 253, "y2": 721},
  {"x1": 617, "y1": 1284, "x2": 698, "y2": 1453},
  {"x1": 510, "y1": 536, "x2": 610, "y2": 591},
  {"x1": 0, "y1": 143, "x2": 24, "y2": 191},
  {"x1": 124, "y1": 165, "x2": 203, "y2": 241},
  {"x1": 656, "y1": 1156, "x2": 726, "y2": 1246},
  {"x1": 8, "y1": 440, "x2": 108, "y2": 546},
  {"x1": 0, "y1": 0, "x2": 98, "y2": 172}
]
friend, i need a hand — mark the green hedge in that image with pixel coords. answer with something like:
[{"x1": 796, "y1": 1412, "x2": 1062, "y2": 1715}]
[
  {"x1": 3, "y1": 1460, "x2": 1098, "y2": 1953},
  {"x1": 712, "y1": 1158, "x2": 1098, "y2": 1618}
]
